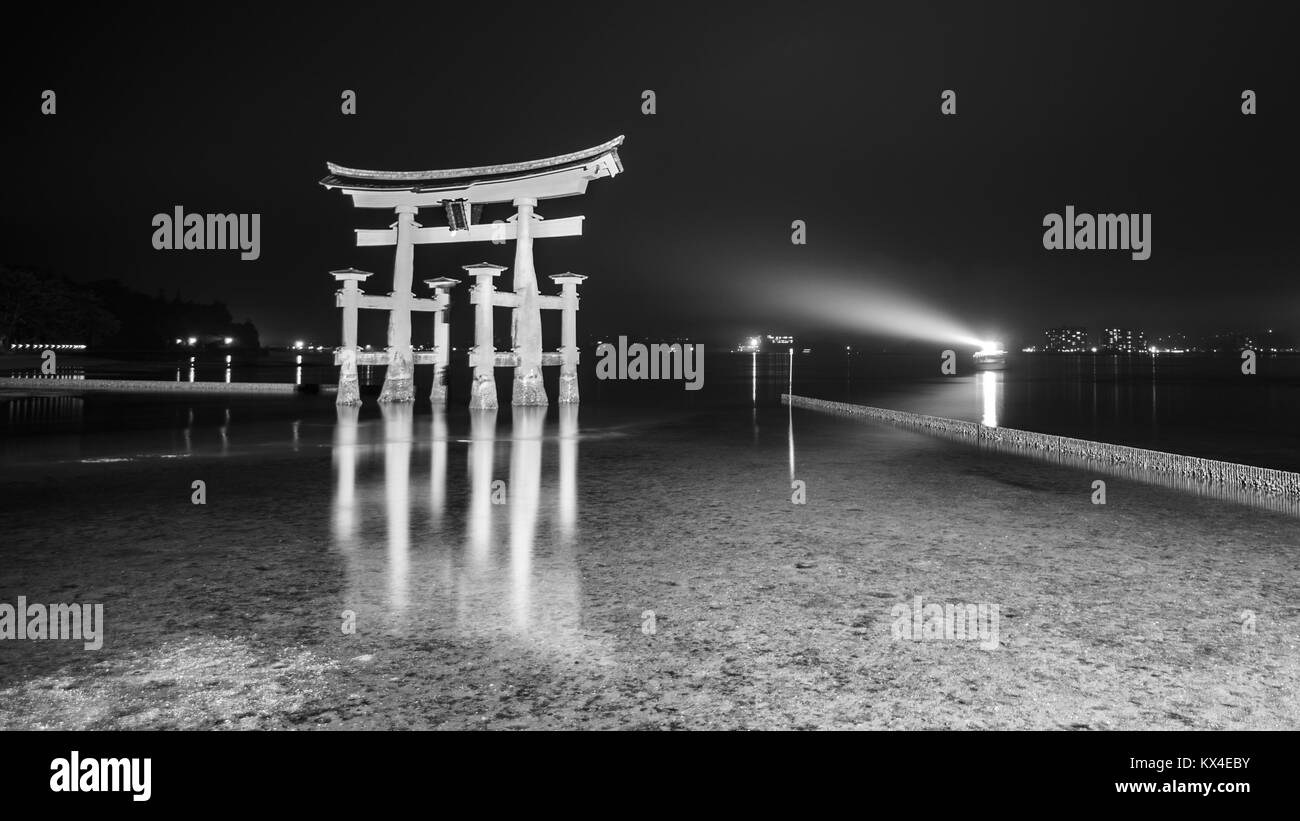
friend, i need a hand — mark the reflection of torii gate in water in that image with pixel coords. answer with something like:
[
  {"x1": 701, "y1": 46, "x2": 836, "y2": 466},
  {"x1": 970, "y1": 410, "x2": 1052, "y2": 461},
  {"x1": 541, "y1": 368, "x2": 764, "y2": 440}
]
[{"x1": 320, "y1": 136, "x2": 624, "y2": 407}]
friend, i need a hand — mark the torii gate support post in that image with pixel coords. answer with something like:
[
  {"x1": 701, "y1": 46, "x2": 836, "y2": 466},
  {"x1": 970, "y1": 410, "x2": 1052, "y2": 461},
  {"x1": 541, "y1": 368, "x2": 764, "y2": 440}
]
[
  {"x1": 424, "y1": 277, "x2": 459, "y2": 405},
  {"x1": 379, "y1": 205, "x2": 419, "y2": 403},
  {"x1": 332, "y1": 269, "x2": 372, "y2": 405},
  {"x1": 467, "y1": 263, "x2": 504, "y2": 409},
  {"x1": 549, "y1": 273, "x2": 587, "y2": 404},
  {"x1": 510, "y1": 197, "x2": 547, "y2": 406}
]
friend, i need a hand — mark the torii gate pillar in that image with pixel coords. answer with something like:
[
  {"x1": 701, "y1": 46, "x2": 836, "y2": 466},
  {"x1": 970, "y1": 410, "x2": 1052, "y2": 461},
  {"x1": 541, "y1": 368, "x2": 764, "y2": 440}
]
[
  {"x1": 424, "y1": 276, "x2": 459, "y2": 405},
  {"x1": 549, "y1": 273, "x2": 587, "y2": 404},
  {"x1": 510, "y1": 197, "x2": 547, "y2": 406},
  {"x1": 467, "y1": 263, "x2": 505, "y2": 410},
  {"x1": 332, "y1": 268, "x2": 373, "y2": 406},
  {"x1": 378, "y1": 205, "x2": 419, "y2": 403}
]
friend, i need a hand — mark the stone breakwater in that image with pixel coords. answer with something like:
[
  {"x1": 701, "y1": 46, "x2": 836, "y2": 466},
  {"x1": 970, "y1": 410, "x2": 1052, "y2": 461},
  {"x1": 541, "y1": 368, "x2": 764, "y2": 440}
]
[
  {"x1": 0, "y1": 377, "x2": 302, "y2": 395},
  {"x1": 783, "y1": 393, "x2": 1300, "y2": 501}
]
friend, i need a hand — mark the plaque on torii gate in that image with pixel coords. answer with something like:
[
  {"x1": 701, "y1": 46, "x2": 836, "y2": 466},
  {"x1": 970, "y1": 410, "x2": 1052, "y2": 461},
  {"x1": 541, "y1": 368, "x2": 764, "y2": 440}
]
[{"x1": 320, "y1": 136, "x2": 623, "y2": 406}]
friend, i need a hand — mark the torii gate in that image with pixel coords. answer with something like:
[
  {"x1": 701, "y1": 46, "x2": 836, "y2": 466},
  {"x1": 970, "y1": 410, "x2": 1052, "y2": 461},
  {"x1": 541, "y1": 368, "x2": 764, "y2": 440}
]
[{"x1": 320, "y1": 136, "x2": 623, "y2": 407}]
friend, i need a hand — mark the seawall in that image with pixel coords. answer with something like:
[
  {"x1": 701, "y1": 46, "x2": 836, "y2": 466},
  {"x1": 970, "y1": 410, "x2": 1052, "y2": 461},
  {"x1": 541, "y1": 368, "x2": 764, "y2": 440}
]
[{"x1": 783, "y1": 393, "x2": 1300, "y2": 502}]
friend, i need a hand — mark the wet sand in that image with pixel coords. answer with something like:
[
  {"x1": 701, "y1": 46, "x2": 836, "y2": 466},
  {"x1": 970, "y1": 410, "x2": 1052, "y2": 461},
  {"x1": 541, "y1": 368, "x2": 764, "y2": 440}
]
[{"x1": 0, "y1": 402, "x2": 1297, "y2": 729}]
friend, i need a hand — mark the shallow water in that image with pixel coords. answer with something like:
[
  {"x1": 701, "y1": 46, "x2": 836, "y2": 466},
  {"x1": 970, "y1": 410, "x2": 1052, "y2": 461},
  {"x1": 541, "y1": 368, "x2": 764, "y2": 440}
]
[
  {"x1": 1, "y1": 390, "x2": 1298, "y2": 729},
  {"x1": 7, "y1": 349, "x2": 1300, "y2": 470}
]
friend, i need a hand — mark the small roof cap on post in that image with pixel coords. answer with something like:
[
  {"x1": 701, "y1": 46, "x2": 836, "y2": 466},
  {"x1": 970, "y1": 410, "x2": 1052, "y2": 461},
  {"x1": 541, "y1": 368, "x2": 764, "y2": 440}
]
[
  {"x1": 330, "y1": 267, "x2": 374, "y2": 281},
  {"x1": 462, "y1": 262, "x2": 507, "y2": 276},
  {"x1": 549, "y1": 272, "x2": 588, "y2": 284},
  {"x1": 424, "y1": 277, "x2": 461, "y2": 289}
]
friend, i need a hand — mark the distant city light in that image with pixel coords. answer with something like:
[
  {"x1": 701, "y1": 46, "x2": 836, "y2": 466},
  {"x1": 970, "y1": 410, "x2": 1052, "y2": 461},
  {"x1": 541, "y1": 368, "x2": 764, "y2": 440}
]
[
  {"x1": 1044, "y1": 327, "x2": 1089, "y2": 353},
  {"x1": 224, "y1": 337, "x2": 233, "y2": 345},
  {"x1": 293, "y1": 340, "x2": 304, "y2": 350},
  {"x1": 187, "y1": 337, "x2": 197, "y2": 346}
]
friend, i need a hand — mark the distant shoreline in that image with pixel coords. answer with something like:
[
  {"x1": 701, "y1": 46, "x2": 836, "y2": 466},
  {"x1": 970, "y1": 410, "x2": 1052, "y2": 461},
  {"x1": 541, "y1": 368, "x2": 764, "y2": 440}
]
[{"x1": 0, "y1": 377, "x2": 331, "y2": 395}]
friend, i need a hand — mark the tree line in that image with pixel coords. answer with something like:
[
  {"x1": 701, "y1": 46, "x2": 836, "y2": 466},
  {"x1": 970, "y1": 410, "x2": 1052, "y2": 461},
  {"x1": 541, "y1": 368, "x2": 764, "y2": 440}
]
[{"x1": 0, "y1": 264, "x2": 260, "y2": 352}]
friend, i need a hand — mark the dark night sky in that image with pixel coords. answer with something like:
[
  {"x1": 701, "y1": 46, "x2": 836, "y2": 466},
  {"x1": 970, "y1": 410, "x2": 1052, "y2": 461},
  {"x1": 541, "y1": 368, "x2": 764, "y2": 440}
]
[{"x1": 2, "y1": 1, "x2": 1296, "y2": 348}]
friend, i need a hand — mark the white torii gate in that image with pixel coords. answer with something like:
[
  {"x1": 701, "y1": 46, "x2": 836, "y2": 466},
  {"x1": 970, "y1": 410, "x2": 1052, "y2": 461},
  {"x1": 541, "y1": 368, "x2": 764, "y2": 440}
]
[{"x1": 321, "y1": 136, "x2": 623, "y2": 406}]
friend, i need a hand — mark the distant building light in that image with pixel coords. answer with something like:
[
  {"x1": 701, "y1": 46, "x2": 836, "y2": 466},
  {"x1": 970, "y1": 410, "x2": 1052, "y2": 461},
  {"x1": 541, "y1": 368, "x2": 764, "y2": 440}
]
[
  {"x1": 224, "y1": 337, "x2": 234, "y2": 345},
  {"x1": 293, "y1": 340, "x2": 304, "y2": 350},
  {"x1": 187, "y1": 337, "x2": 197, "y2": 346}
]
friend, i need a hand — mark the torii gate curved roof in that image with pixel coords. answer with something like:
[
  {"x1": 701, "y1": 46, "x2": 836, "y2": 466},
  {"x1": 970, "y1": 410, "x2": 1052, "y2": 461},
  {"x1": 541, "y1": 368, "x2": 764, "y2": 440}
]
[{"x1": 320, "y1": 136, "x2": 624, "y2": 209}]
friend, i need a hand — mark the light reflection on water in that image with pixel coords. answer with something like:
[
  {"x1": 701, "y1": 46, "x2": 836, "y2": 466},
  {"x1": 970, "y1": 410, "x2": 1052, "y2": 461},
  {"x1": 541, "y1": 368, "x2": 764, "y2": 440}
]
[
  {"x1": 979, "y1": 370, "x2": 1001, "y2": 428},
  {"x1": 5, "y1": 395, "x2": 84, "y2": 426},
  {"x1": 381, "y1": 403, "x2": 412, "y2": 614},
  {"x1": 787, "y1": 401, "x2": 795, "y2": 481},
  {"x1": 466, "y1": 409, "x2": 495, "y2": 569},
  {"x1": 329, "y1": 403, "x2": 583, "y2": 641}
]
